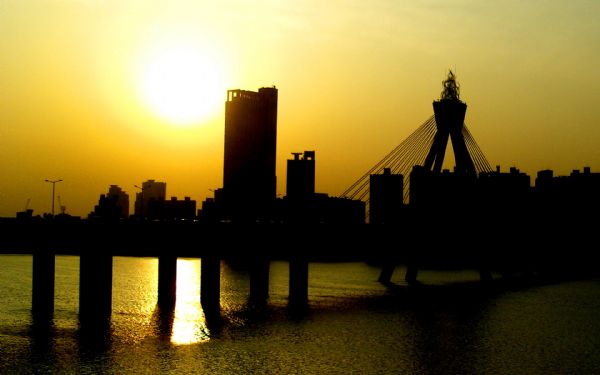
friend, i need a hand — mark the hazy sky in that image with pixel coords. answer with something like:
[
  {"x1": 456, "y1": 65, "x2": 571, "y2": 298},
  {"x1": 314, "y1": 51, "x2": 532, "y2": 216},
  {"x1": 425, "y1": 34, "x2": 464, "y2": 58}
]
[{"x1": 1, "y1": 0, "x2": 599, "y2": 217}]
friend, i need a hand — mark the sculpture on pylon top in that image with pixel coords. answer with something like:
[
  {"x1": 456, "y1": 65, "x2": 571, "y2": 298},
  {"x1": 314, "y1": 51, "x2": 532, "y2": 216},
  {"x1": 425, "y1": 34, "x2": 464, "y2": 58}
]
[{"x1": 440, "y1": 70, "x2": 460, "y2": 101}]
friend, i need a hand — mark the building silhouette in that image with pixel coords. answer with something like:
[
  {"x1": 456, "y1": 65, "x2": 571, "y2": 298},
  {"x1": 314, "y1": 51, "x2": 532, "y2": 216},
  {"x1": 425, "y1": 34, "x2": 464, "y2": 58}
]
[
  {"x1": 16, "y1": 209, "x2": 35, "y2": 220},
  {"x1": 90, "y1": 185, "x2": 129, "y2": 220},
  {"x1": 282, "y1": 150, "x2": 365, "y2": 224},
  {"x1": 134, "y1": 180, "x2": 166, "y2": 218},
  {"x1": 220, "y1": 87, "x2": 278, "y2": 221},
  {"x1": 535, "y1": 167, "x2": 600, "y2": 214},
  {"x1": 479, "y1": 166, "x2": 531, "y2": 212},
  {"x1": 150, "y1": 196, "x2": 197, "y2": 221},
  {"x1": 109, "y1": 185, "x2": 130, "y2": 218},
  {"x1": 284, "y1": 151, "x2": 316, "y2": 223},
  {"x1": 409, "y1": 165, "x2": 478, "y2": 210},
  {"x1": 369, "y1": 168, "x2": 403, "y2": 224},
  {"x1": 286, "y1": 151, "x2": 315, "y2": 199}
]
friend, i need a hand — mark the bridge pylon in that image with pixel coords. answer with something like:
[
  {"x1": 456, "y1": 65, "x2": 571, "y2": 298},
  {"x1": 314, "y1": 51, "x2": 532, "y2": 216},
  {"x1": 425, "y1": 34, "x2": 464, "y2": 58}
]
[
  {"x1": 340, "y1": 70, "x2": 490, "y2": 213},
  {"x1": 424, "y1": 71, "x2": 476, "y2": 176},
  {"x1": 340, "y1": 70, "x2": 493, "y2": 285}
]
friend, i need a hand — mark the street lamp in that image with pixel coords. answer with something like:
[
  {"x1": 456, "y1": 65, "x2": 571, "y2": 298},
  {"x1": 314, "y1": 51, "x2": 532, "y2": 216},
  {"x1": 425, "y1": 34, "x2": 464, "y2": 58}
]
[{"x1": 44, "y1": 179, "x2": 62, "y2": 217}]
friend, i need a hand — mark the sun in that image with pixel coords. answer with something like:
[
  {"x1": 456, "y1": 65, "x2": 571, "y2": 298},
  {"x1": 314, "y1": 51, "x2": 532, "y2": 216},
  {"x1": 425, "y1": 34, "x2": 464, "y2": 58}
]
[{"x1": 138, "y1": 45, "x2": 224, "y2": 126}]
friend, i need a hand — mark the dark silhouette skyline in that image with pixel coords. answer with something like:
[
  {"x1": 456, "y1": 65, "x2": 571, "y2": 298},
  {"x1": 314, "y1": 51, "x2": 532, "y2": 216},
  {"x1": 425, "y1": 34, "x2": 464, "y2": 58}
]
[
  {"x1": 2, "y1": 4, "x2": 600, "y2": 374},
  {"x1": 10, "y1": 72, "x2": 600, "y2": 226},
  {"x1": 1, "y1": 64, "x2": 599, "y2": 350},
  {"x1": 4, "y1": 74, "x2": 599, "y2": 292},
  {"x1": 4, "y1": 72, "x2": 599, "y2": 294}
]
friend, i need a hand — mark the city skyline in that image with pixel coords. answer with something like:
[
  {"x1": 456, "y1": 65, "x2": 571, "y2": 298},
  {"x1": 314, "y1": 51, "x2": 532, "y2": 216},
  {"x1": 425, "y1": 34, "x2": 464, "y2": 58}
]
[{"x1": 2, "y1": 1, "x2": 600, "y2": 217}]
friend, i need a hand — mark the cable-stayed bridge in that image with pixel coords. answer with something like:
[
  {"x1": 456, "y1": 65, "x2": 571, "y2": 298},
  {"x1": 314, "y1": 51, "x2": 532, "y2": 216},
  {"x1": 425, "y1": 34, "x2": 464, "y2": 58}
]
[{"x1": 340, "y1": 71, "x2": 492, "y2": 211}]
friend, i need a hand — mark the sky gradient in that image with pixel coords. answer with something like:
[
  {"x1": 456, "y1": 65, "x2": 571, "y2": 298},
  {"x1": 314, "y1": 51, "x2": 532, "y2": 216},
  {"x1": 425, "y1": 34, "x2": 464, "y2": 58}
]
[{"x1": 1, "y1": 0, "x2": 599, "y2": 217}]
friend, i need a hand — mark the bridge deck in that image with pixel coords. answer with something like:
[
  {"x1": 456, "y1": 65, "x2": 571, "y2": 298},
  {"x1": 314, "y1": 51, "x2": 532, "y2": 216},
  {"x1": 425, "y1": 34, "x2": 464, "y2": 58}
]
[{"x1": 0, "y1": 218, "x2": 595, "y2": 274}]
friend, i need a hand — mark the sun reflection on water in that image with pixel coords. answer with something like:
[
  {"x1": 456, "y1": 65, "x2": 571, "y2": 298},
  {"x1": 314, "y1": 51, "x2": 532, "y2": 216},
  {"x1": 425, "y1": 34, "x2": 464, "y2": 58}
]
[{"x1": 171, "y1": 259, "x2": 210, "y2": 345}]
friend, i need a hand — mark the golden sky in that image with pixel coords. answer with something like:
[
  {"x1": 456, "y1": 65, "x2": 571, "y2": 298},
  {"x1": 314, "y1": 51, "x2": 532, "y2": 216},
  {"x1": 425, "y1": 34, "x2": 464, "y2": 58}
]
[{"x1": 1, "y1": 0, "x2": 599, "y2": 217}]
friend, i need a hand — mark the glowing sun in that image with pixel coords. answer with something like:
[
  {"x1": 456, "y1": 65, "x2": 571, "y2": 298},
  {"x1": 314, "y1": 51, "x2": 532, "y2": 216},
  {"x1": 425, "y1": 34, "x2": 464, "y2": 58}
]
[{"x1": 138, "y1": 45, "x2": 223, "y2": 126}]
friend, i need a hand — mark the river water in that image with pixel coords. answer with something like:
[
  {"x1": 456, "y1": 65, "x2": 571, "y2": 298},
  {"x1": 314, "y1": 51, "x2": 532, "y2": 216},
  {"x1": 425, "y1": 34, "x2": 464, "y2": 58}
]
[{"x1": 0, "y1": 255, "x2": 599, "y2": 374}]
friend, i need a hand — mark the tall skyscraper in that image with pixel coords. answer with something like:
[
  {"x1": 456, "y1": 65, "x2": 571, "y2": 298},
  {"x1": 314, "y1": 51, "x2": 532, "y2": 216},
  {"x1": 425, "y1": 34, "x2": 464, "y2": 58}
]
[{"x1": 222, "y1": 87, "x2": 278, "y2": 220}]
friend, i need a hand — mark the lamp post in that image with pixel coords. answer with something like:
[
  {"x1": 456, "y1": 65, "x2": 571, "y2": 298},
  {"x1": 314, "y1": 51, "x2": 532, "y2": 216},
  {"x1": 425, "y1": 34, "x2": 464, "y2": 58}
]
[{"x1": 44, "y1": 179, "x2": 62, "y2": 217}]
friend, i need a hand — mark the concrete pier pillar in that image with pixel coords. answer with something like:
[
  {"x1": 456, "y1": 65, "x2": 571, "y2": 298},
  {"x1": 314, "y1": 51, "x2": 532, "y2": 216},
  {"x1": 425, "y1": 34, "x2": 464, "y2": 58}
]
[
  {"x1": 405, "y1": 264, "x2": 419, "y2": 285},
  {"x1": 158, "y1": 256, "x2": 177, "y2": 308},
  {"x1": 200, "y1": 256, "x2": 220, "y2": 316},
  {"x1": 249, "y1": 258, "x2": 270, "y2": 304},
  {"x1": 79, "y1": 254, "x2": 113, "y2": 325},
  {"x1": 480, "y1": 268, "x2": 493, "y2": 283},
  {"x1": 378, "y1": 264, "x2": 396, "y2": 284},
  {"x1": 289, "y1": 258, "x2": 308, "y2": 307},
  {"x1": 32, "y1": 251, "x2": 55, "y2": 319}
]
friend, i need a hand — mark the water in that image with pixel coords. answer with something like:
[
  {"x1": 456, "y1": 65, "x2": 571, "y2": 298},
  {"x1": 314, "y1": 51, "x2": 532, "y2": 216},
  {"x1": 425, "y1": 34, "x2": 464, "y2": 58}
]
[{"x1": 1, "y1": 255, "x2": 599, "y2": 374}]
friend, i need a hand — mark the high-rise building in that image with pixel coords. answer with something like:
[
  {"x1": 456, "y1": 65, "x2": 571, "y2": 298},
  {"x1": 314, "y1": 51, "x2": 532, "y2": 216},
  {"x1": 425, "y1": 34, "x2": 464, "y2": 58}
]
[
  {"x1": 134, "y1": 179, "x2": 166, "y2": 218},
  {"x1": 282, "y1": 149, "x2": 364, "y2": 224},
  {"x1": 370, "y1": 168, "x2": 403, "y2": 224},
  {"x1": 286, "y1": 151, "x2": 315, "y2": 200},
  {"x1": 90, "y1": 185, "x2": 129, "y2": 219},
  {"x1": 108, "y1": 185, "x2": 130, "y2": 218},
  {"x1": 222, "y1": 87, "x2": 278, "y2": 220}
]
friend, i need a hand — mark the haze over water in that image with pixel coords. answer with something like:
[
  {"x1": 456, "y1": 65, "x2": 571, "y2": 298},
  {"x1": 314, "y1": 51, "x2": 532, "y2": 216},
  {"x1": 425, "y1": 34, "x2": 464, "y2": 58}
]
[{"x1": 1, "y1": 255, "x2": 599, "y2": 374}]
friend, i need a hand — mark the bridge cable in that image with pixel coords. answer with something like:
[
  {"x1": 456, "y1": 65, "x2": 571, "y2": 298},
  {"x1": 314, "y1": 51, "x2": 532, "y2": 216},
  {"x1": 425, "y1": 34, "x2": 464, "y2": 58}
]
[{"x1": 340, "y1": 116, "x2": 435, "y2": 199}]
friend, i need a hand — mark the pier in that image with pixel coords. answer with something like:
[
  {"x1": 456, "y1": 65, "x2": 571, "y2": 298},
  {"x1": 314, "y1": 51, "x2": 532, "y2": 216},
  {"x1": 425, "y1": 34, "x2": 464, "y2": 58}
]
[{"x1": 1, "y1": 216, "x2": 594, "y2": 326}]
